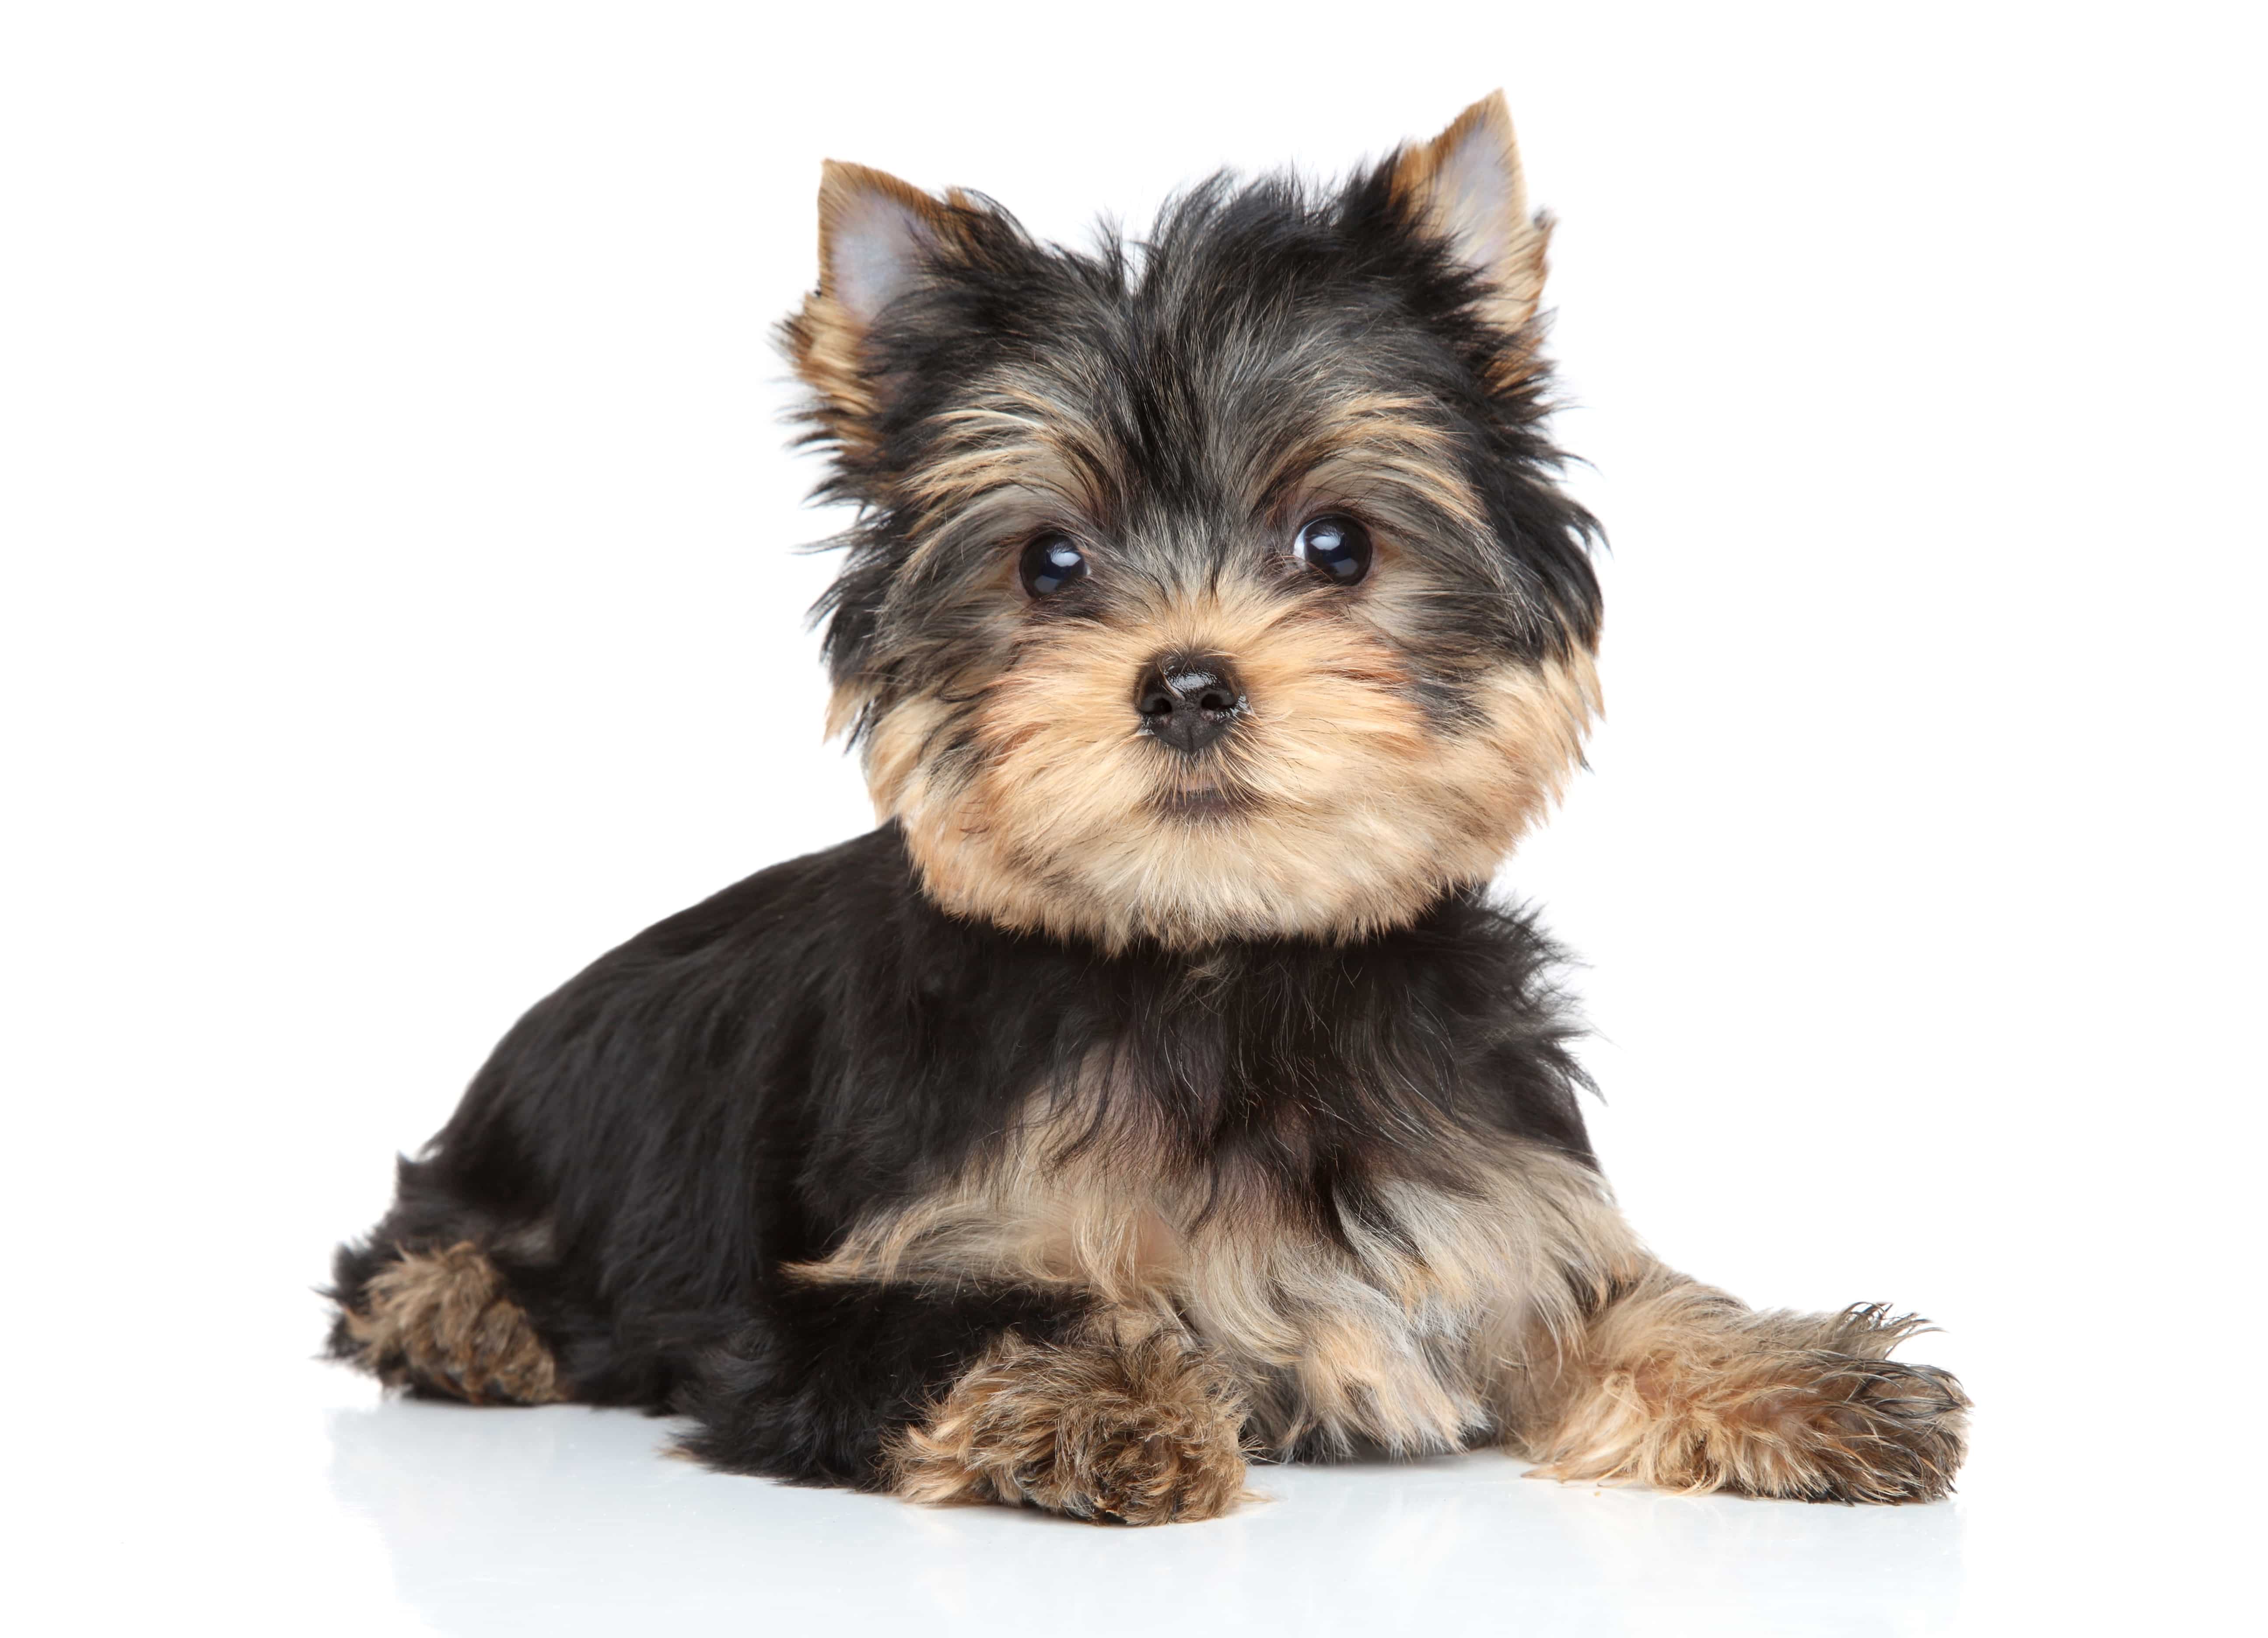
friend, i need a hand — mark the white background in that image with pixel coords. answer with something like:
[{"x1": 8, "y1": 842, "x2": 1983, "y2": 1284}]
[{"x1": 5, "y1": 3, "x2": 2262, "y2": 1633}]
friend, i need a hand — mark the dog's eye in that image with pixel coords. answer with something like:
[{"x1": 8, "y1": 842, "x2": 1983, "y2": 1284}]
[
  {"x1": 1293, "y1": 514, "x2": 1373, "y2": 585},
  {"x1": 1018, "y1": 533, "x2": 1088, "y2": 597}
]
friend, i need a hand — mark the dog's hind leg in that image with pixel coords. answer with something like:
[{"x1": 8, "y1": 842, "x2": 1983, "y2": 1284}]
[{"x1": 329, "y1": 1239, "x2": 565, "y2": 1406}]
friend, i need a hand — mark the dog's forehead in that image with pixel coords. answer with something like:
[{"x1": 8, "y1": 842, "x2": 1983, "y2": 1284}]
[
  {"x1": 1104, "y1": 241, "x2": 1426, "y2": 422},
  {"x1": 926, "y1": 260, "x2": 1463, "y2": 536}
]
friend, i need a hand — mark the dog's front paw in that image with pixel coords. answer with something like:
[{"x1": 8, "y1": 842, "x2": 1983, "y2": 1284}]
[
  {"x1": 1715, "y1": 1343, "x2": 1968, "y2": 1497},
  {"x1": 1535, "y1": 1303, "x2": 1971, "y2": 1504},
  {"x1": 889, "y1": 1317, "x2": 1251, "y2": 1524}
]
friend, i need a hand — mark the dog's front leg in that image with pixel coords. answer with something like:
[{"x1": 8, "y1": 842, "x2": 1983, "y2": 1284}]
[
  {"x1": 1512, "y1": 1262, "x2": 1970, "y2": 1503},
  {"x1": 889, "y1": 1303, "x2": 1253, "y2": 1524},
  {"x1": 677, "y1": 1282, "x2": 1251, "y2": 1523}
]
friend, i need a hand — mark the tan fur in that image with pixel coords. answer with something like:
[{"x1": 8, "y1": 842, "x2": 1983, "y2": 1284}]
[
  {"x1": 780, "y1": 291, "x2": 875, "y2": 458},
  {"x1": 1391, "y1": 90, "x2": 1553, "y2": 362},
  {"x1": 795, "y1": 1086, "x2": 1644, "y2": 1457},
  {"x1": 888, "y1": 1309, "x2": 1252, "y2": 1524},
  {"x1": 865, "y1": 574, "x2": 1599, "y2": 951},
  {"x1": 803, "y1": 1086, "x2": 1965, "y2": 1502},
  {"x1": 1515, "y1": 1267, "x2": 1971, "y2": 1503},
  {"x1": 341, "y1": 1243, "x2": 564, "y2": 1406},
  {"x1": 901, "y1": 383, "x2": 1111, "y2": 536},
  {"x1": 1257, "y1": 389, "x2": 1491, "y2": 536}
]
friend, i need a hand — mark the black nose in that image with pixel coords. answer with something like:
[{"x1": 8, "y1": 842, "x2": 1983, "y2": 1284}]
[{"x1": 1135, "y1": 655, "x2": 1244, "y2": 756}]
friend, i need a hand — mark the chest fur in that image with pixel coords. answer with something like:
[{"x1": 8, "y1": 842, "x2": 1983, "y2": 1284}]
[{"x1": 794, "y1": 1087, "x2": 1635, "y2": 1455}]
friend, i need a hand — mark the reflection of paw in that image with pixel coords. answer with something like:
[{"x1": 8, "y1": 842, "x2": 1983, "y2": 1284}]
[
  {"x1": 341, "y1": 1243, "x2": 564, "y2": 1406},
  {"x1": 891, "y1": 1321, "x2": 1251, "y2": 1525}
]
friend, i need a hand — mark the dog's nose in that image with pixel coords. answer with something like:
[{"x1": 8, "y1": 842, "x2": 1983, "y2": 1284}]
[{"x1": 1135, "y1": 656, "x2": 1244, "y2": 755}]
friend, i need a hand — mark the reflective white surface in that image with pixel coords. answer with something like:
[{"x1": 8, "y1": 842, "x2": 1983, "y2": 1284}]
[
  {"x1": 328, "y1": 1379, "x2": 1970, "y2": 1638},
  {"x1": 23, "y1": 1337, "x2": 2243, "y2": 1636},
  {"x1": 43, "y1": 1348, "x2": 2213, "y2": 1638}
]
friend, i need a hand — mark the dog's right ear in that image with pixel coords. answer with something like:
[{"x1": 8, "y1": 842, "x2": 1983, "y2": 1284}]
[
  {"x1": 784, "y1": 161, "x2": 955, "y2": 456},
  {"x1": 817, "y1": 161, "x2": 947, "y2": 330}
]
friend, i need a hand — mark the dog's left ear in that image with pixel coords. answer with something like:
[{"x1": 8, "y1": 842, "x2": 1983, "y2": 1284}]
[
  {"x1": 1392, "y1": 91, "x2": 1550, "y2": 336},
  {"x1": 784, "y1": 160, "x2": 957, "y2": 455}
]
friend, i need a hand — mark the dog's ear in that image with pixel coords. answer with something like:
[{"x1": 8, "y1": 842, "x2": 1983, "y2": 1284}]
[
  {"x1": 785, "y1": 160, "x2": 955, "y2": 455},
  {"x1": 817, "y1": 160, "x2": 948, "y2": 329},
  {"x1": 1392, "y1": 91, "x2": 1550, "y2": 337}
]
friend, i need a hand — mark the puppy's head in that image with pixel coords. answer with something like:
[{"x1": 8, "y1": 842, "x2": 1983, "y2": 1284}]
[{"x1": 789, "y1": 94, "x2": 1600, "y2": 950}]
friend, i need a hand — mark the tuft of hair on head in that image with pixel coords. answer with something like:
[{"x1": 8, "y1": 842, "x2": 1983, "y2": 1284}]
[{"x1": 1390, "y1": 91, "x2": 1552, "y2": 348}]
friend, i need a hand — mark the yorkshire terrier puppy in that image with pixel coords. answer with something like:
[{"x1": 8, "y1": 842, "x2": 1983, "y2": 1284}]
[{"x1": 329, "y1": 93, "x2": 1968, "y2": 1521}]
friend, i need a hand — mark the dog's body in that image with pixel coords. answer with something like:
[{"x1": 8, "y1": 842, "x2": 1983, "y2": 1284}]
[{"x1": 330, "y1": 94, "x2": 1968, "y2": 1520}]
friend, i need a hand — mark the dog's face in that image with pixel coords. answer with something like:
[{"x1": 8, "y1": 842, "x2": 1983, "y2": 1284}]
[{"x1": 790, "y1": 94, "x2": 1601, "y2": 949}]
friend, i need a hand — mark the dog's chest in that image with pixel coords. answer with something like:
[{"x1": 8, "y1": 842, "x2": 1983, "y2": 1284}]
[{"x1": 804, "y1": 1082, "x2": 1620, "y2": 1455}]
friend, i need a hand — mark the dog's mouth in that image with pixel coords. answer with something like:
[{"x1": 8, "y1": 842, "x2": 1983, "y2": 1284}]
[{"x1": 1151, "y1": 779, "x2": 1260, "y2": 821}]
